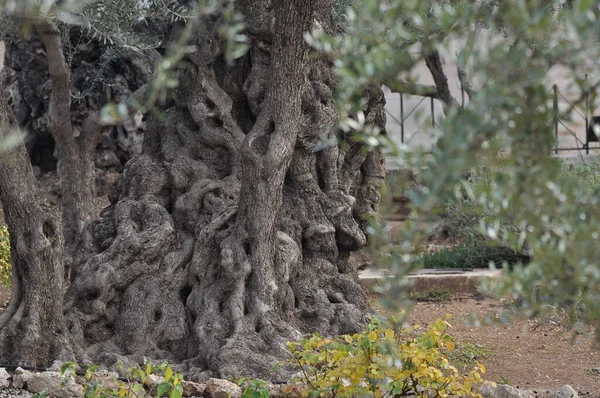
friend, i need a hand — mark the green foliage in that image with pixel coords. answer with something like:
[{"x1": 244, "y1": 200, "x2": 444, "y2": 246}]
[
  {"x1": 308, "y1": 0, "x2": 600, "y2": 342},
  {"x1": 60, "y1": 360, "x2": 184, "y2": 398},
  {"x1": 239, "y1": 379, "x2": 271, "y2": 398},
  {"x1": 408, "y1": 287, "x2": 452, "y2": 302},
  {"x1": 419, "y1": 241, "x2": 526, "y2": 270},
  {"x1": 0, "y1": 225, "x2": 11, "y2": 288},
  {"x1": 447, "y1": 343, "x2": 491, "y2": 373},
  {"x1": 286, "y1": 317, "x2": 488, "y2": 397}
]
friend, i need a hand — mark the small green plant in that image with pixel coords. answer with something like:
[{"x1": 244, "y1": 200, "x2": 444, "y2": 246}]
[
  {"x1": 238, "y1": 378, "x2": 271, "y2": 398},
  {"x1": 32, "y1": 392, "x2": 48, "y2": 398},
  {"x1": 286, "y1": 316, "x2": 490, "y2": 397},
  {"x1": 0, "y1": 225, "x2": 11, "y2": 287},
  {"x1": 496, "y1": 375, "x2": 511, "y2": 385},
  {"x1": 60, "y1": 360, "x2": 184, "y2": 398},
  {"x1": 408, "y1": 287, "x2": 452, "y2": 302},
  {"x1": 447, "y1": 343, "x2": 491, "y2": 373}
]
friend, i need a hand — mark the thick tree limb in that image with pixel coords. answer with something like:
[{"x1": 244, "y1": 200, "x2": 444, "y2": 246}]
[
  {"x1": 35, "y1": 20, "x2": 77, "y2": 152},
  {"x1": 36, "y1": 19, "x2": 94, "y2": 253},
  {"x1": 0, "y1": 84, "x2": 73, "y2": 366},
  {"x1": 424, "y1": 49, "x2": 458, "y2": 111},
  {"x1": 387, "y1": 79, "x2": 441, "y2": 100},
  {"x1": 36, "y1": 19, "x2": 151, "y2": 254}
]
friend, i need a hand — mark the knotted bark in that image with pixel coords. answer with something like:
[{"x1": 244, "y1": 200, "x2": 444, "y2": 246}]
[
  {"x1": 0, "y1": 84, "x2": 73, "y2": 366},
  {"x1": 64, "y1": 0, "x2": 386, "y2": 379}
]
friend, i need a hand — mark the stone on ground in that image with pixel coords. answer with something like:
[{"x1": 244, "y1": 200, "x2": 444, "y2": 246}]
[
  {"x1": 181, "y1": 381, "x2": 205, "y2": 397},
  {"x1": 0, "y1": 388, "x2": 32, "y2": 398},
  {"x1": 12, "y1": 368, "x2": 32, "y2": 390},
  {"x1": 477, "y1": 383, "x2": 534, "y2": 398},
  {"x1": 0, "y1": 368, "x2": 9, "y2": 390},
  {"x1": 26, "y1": 371, "x2": 83, "y2": 398},
  {"x1": 551, "y1": 385, "x2": 579, "y2": 398},
  {"x1": 203, "y1": 378, "x2": 242, "y2": 398}
]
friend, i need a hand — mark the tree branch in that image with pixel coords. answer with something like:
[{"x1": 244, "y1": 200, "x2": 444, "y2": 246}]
[
  {"x1": 35, "y1": 20, "x2": 75, "y2": 147},
  {"x1": 424, "y1": 49, "x2": 458, "y2": 111},
  {"x1": 387, "y1": 79, "x2": 441, "y2": 99}
]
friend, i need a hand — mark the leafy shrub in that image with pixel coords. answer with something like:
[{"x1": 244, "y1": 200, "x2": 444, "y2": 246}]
[
  {"x1": 418, "y1": 240, "x2": 527, "y2": 269},
  {"x1": 60, "y1": 360, "x2": 184, "y2": 398},
  {"x1": 0, "y1": 226, "x2": 11, "y2": 287},
  {"x1": 286, "y1": 317, "x2": 488, "y2": 397},
  {"x1": 239, "y1": 379, "x2": 271, "y2": 398}
]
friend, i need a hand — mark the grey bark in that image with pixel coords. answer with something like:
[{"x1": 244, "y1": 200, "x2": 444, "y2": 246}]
[
  {"x1": 0, "y1": 84, "x2": 73, "y2": 366},
  {"x1": 35, "y1": 21, "x2": 98, "y2": 258},
  {"x1": 2, "y1": 32, "x2": 148, "y2": 171},
  {"x1": 62, "y1": 0, "x2": 386, "y2": 379},
  {"x1": 424, "y1": 50, "x2": 458, "y2": 111}
]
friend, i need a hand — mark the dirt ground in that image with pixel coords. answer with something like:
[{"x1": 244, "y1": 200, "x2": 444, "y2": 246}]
[{"x1": 402, "y1": 293, "x2": 600, "y2": 397}]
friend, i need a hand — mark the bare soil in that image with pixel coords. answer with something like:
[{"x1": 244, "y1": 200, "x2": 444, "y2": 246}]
[
  {"x1": 403, "y1": 294, "x2": 600, "y2": 397},
  {"x1": 377, "y1": 220, "x2": 600, "y2": 396}
]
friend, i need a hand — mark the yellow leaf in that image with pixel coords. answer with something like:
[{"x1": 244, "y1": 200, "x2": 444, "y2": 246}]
[
  {"x1": 119, "y1": 388, "x2": 127, "y2": 397},
  {"x1": 368, "y1": 331, "x2": 378, "y2": 342},
  {"x1": 446, "y1": 341, "x2": 455, "y2": 352},
  {"x1": 344, "y1": 335, "x2": 353, "y2": 343},
  {"x1": 146, "y1": 363, "x2": 152, "y2": 375},
  {"x1": 384, "y1": 329, "x2": 394, "y2": 340},
  {"x1": 478, "y1": 362, "x2": 486, "y2": 373},
  {"x1": 165, "y1": 366, "x2": 173, "y2": 382}
]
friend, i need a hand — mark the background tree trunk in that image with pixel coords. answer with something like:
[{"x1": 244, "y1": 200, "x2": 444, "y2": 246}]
[
  {"x1": 0, "y1": 85, "x2": 73, "y2": 366},
  {"x1": 65, "y1": 0, "x2": 386, "y2": 379},
  {"x1": 1, "y1": 30, "x2": 150, "y2": 194}
]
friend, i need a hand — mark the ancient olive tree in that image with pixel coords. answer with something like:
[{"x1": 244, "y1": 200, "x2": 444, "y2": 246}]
[
  {"x1": 1, "y1": 0, "x2": 386, "y2": 378},
  {"x1": 0, "y1": 85, "x2": 73, "y2": 366},
  {"x1": 0, "y1": 0, "x2": 165, "y2": 256}
]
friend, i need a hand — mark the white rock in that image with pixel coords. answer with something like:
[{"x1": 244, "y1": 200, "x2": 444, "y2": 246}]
[
  {"x1": 12, "y1": 368, "x2": 33, "y2": 390},
  {"x1": 26, "y1": 371, "x2": 83, "y2": 398},
  {"x1": 477, "y1": 383, "x2": 534, "y2": 398},
  {"x1": 551, "y1": 385, "x2": 579, "y2": 398},
  {"x1": 204, "y1": 378, "x2": 242, "y2": 398},
  {"x1": 94, "y1": 370, "x2": 120, "y2": 390},
  {"x1": 180, "y1": 380, "x2": 205, "y2": 397},
  {"x1": 0, "y1": 368, "x2": 10, "y2": 390},
  {"x1": 144, "y1": 374, "x2": 165, "y2": 389}
]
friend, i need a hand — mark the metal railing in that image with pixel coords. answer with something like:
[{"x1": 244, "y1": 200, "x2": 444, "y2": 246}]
[
  {"x1": 386, "y1": 76, "x2": 599, "y2": 156},
  {"x1": 552, "y1": 75, "x2": 599, "y2": 154}
]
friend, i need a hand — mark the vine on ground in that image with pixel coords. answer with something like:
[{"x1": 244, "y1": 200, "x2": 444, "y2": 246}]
[{"x1": 286, "y1": 316, "x2": 489, "y2": 397}]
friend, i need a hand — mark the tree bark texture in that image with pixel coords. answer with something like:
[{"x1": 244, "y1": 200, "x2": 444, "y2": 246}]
[
  {"x1": 0, "y1": 85, "x2": 73, "y2": 366},
  {"x1": 65, "y1": 0, "x2": 386, "y2": 379},
  {"x1": 1, "y1": 31, "x2": 149, "y2": 194}
]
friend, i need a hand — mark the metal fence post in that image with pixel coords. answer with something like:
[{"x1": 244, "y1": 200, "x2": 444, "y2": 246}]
[
  {"x1": 553, "y1": 84, "x2": 558, "y2": 155},
  {"x1": 400, "y1": 93, "x2": 405, "y2": 144},
  {"x1": 585, "y1": 74, "x2": 590, "y2": 154},
  {"x1": 431, "y1": 97, "x2": 435, "y2": 151}
]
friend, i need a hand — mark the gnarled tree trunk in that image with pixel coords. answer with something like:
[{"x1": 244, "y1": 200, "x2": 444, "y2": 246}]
[
  {"x1": 65, "y1": 0, "x2": 385, "y2": 378},
  {"x1": 1, "y1": 28, "x2": 151, "y2": 257},
  {"x1": 0, "y1": 85, "x2": 73, "y2": 366}
]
